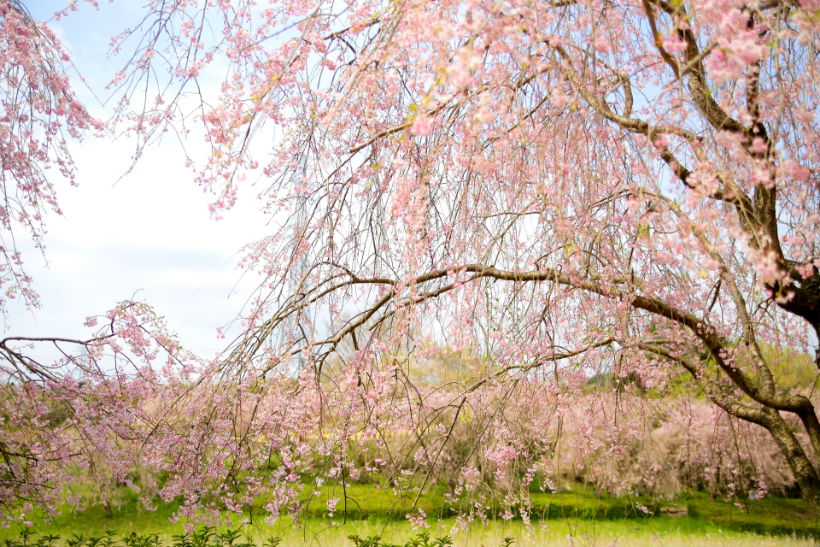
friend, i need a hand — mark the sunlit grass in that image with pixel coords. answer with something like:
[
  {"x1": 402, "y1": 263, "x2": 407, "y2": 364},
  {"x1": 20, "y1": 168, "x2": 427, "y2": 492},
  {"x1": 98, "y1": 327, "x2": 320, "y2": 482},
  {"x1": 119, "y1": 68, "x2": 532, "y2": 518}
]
[
  {"x1": 254, "y1": 517, "x2": 817, "y2": 547},
  {"x1": 1, "y1": 517, "x2": 813, "y2": 547},
  {"x1": 0, "y1": 483, "x2": 815, "y2": 546}
]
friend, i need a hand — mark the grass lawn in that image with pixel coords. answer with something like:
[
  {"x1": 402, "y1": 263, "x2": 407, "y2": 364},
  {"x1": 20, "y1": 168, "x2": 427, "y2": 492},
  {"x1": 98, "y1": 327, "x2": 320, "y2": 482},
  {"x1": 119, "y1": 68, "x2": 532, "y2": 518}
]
[
  {"x1": 1, "y1": 516, "x2": 815, "y2": 547},
  {"x1": 1, "y1": 484, "x2": 816, "y2": 546}
]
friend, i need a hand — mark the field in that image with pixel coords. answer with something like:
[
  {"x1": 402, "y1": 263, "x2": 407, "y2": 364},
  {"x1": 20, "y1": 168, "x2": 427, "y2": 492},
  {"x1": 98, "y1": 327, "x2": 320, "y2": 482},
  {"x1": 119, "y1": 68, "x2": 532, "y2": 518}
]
[{"x1": 2, "y1": 483, "x2": 816, "y2": 547}]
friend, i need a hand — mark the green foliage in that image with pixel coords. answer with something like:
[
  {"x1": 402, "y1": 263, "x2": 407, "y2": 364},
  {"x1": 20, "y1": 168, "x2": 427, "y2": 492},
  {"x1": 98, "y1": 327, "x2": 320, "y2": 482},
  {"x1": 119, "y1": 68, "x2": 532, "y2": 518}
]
[
  {"x1": 2, "y1": 514, "x2": 816, "y2": 547},
  {"x1": 3, "y1": 528, "x2": 281, "y2": 547},
  {"x1": 3, "y1": 529, "x2": 464, "y2": 547},
  {"x1": 348, "y1": 534, "x2": 389, "y2": 547},
  {"x1": 348, "y1": 531, "x2": 457, "y2": 547},
  {"x1": 758, "y1": 345, "x2": 818, "y2": 392}
]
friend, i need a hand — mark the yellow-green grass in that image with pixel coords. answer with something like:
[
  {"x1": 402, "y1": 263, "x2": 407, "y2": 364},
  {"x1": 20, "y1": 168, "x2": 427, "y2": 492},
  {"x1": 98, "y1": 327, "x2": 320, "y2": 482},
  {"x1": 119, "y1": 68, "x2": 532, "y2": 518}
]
[
  {"x1": 0, "y1": 516, "x2": 815, "y2": 547},
  {"x1": 298, "y1": 481, "x2": 819, "y2": 537},
  {"x1": 1, "y1": 484, "x2": 816, "y2": 546},
  {"x1": 229, "y1": 517, "x2": 819, "y2": 547}
]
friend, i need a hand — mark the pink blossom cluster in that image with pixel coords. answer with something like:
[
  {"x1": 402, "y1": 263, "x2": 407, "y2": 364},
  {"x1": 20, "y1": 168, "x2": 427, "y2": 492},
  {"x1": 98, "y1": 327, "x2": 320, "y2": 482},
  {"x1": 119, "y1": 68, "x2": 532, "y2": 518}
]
[
  {"x1": 1, "y1": 329, "x2": 806, "y2": 526},
  {"x1": 3, "y1": 0, "x2": 820, "y2": 524},
  {"x1": 0, "y1": 0, "x2": 101, "y2": 313}
]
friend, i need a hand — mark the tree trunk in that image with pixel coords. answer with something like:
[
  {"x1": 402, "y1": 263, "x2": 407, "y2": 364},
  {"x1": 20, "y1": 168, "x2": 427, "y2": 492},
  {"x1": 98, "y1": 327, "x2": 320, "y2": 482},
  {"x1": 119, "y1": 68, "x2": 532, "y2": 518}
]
[{"x1": 764, "y1": 408, "x2": 820, "y2": 512}]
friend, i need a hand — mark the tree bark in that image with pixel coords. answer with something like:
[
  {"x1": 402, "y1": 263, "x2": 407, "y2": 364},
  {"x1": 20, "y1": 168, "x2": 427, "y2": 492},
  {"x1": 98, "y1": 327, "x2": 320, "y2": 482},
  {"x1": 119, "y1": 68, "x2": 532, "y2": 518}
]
[{"x1": 764, "y1": 408, "x2": 820, "y2": 512}]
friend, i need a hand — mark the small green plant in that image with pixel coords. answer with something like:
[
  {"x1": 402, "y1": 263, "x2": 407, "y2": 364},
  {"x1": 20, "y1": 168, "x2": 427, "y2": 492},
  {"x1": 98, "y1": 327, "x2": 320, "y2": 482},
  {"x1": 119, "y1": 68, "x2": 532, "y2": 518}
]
[
  {"x1": 170, "y1": 532, "x2": 190, "y2": 547},
  {"x1": 4, "y1": 529, "x2": 511, "y2": 547},
  {"x1": 4, "y1": 526, "x2": 282, "y2": 547},
  {"x1": 122, "y1": 533, "x2": 159, "y2": 547},
  {"x1": 36, "y1": 534, "x2": 61, "y2": 547},
  {"x1": 348, "y1": 531, "x2": 457, "y2": 547},
  {"x1": 348, "y1": 534, "x2": 395, "y2": 547},
  {"x1": 101, "y1": 531, "x2": 118, "y2": 547},
  {"x1": 216, "y1": 529, "x2": 241, "y2": 547},
  {"x1": 259, "y1": 536, "x2": 281, "y2": 547},
  {"x1": 191, "y1": 527, "x2": 215, "y2": 547}
]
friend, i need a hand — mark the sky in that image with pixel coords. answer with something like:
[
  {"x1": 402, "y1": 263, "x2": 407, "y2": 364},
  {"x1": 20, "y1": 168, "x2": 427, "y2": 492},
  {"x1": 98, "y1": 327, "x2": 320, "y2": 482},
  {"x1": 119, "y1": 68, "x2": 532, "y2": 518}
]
[{"x1": 5, "y1": 1, "x2": 271, "y2": 359}]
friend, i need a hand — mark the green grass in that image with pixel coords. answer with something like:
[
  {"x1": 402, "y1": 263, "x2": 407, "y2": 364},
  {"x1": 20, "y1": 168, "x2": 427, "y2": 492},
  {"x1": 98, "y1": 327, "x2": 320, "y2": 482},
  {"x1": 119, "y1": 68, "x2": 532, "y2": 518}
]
[
  {"x1": 291, "y1": 479, "x2": 820, "y2": 537},
  {"x1": 296, "y1": 482, "x2": 447, "y2": 521},
  {"x1": 0, "y1": 516, "x2": 815, "y2": 547},
  {"x1": 4, "y1": 496, "x2": 187, "y2": 538},
  {"x1": 685, "y1": 492, "x2": 819, "y2": 537},
  {"x1": 1, "y1": 484, "x2": 816, "y2": 546},
  {"x1": 527, "y1": 489, "x2": 660, "y2": 520}
]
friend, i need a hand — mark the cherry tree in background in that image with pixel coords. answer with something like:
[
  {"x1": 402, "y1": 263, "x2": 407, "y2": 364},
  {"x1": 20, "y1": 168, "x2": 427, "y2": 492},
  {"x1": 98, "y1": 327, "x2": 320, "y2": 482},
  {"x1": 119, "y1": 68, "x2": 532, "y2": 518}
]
[{"x1": 1, "y1": 0, "x2": 820, "y2": 524}]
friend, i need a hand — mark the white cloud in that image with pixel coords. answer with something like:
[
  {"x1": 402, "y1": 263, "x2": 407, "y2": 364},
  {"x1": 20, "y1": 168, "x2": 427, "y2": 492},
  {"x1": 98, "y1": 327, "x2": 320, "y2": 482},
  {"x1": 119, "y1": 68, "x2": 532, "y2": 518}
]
[
  {"x1": 5, "y1": 1, "x2": 275, "y2": 361},
  {"x1": 5, "y1": 99, "x2": 268, "y2": 359}
]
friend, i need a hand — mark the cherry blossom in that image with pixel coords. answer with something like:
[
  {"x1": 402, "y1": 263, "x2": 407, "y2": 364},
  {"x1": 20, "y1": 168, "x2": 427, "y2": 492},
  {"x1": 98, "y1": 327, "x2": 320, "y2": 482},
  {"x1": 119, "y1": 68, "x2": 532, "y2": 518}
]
[{"x1": 2, "y1": 0, "x2": 820, "y2": 526}]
